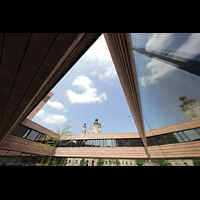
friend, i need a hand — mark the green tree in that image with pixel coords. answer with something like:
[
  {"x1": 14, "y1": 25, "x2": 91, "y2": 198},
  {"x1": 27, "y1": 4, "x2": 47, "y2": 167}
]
[
  {"x1": 192, "y1": 159, "x2": 200, "y2": 166},
  {"x1": 115, "y1": 159, "x2": 121, "y2": 166},
  {"x1": 152, "y1": 160, "x2": 169, "y2": 166},
  {"x1": 36, "y1": 123, "x2": 74, "y2": 166},
  {"x1": 135, "y1": 160, "x2": 146, "y2": 166},
  {"x1": 97, "y1": 159, "x2": 104, "y2": 166},
  {"x1": 80, "y1": 158, "x2": 86, "y2": 166}
]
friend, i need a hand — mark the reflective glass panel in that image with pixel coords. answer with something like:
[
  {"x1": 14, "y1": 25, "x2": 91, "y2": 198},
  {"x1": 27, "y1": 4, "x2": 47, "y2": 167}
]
[
  {"x1": 163, "y1": 133, "x2": 179, "y2": 144},
  {"x1": 11, "y1": 125, "x2": 30, "y2": 138},
  {"x1": 146, "y1": 136, "x2": 158, "y2": 146},
  {"x1": 112, "y1": 139, "x2": 117, "y2": 147},
  {"x1": 99, "y1": 139, "x2": 104, "y2": 147},
  {"x1": 116, "y1": 139, "x2": 124, "y2": 147},
  {"x1": 183, "y1": 129, "x2": 200, "y2": 141},
  {"x1": 195, "y1": 128, "x2": 200, "y2": 134},
  {"x1": 173, "y1": 132, "x2": 184, "y2": 142},
  {"x1": 178, "y1": 131, "x2": 190, "y2": 142},
  {"x1": 132, "y1": 50, "x2": 200, "y2": 130},
  {"x1": 131, "y1": 33, "x2": 200, "y2": 61},
  {"x1": 106, "y1": 139, "x2": 112, "y2": 147},
  {"x1": 26, "y1": 130, "x2": 40, "y2": 141},
  {"x1": 128, "y1": 138, "x2": 144, "y2": 147}
]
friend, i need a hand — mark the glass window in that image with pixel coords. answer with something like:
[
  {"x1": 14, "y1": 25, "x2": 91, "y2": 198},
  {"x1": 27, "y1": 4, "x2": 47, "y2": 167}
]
[
  {"x1": 173, "y1": 132, "x2": 184, "y2": 142},
  {"x1": 82, "y1": 140, "x2": 87, "y2": 147},
  {"x1": 147, "y1": 136, "x2": 158, "y2": 146},
  {"x1": 106, "y1": 139, "x2": 112, "y2": 147},
  {"x1": 94, "y1": 140, "x2": 98, "y2": 147},
  {"x1": 11, "y1": 125, "x2": 30, "y2": 138},
  {"x1": 26, "y1": 130, "x2": 40, "y2": 141},
  {"x1": 112, "y1": 139, "x2": 117, "y2": 147},
  {"x1": 183, "y1": 129, "x2": 200, "y2": 141},
  {"x1": 99, "y1": 139, "x2": 104, "y2": 147},
  {"x1": 131, "y1": 33, "x2": 200, "y2": 62},
  {"x1": 104, "y1": 139, "x2": 107, "y2": 147},
  {"x1": 163, "y1": 133, "x2": 179, "y2": 144},
  {"x1": 128, "y1": 138, "x2": 144, "y2": 147},
  {"x1": 123, "y1": 139, "x2": 129, "y2": 147},
  {"x1": 35, "y1": 133, "x2": 42, "y2": 141},
  {"x1": 132, "y1": 49, "x2": 200, "y2": 131},
  {"x1": 195, "y1": 128, "x2": 200, "y2": 134},
  {"x1": 116, "y1": 139, "x2": 124, "y2": 147},
  {"x1": 178, "y1": 131, "x2": 190, "y2": 142}
]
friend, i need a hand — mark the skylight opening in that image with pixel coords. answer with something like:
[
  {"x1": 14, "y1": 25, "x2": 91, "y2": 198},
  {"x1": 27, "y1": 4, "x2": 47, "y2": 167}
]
[{"x1": 32, "y1": 34, "x2": 138, "y2": 135}]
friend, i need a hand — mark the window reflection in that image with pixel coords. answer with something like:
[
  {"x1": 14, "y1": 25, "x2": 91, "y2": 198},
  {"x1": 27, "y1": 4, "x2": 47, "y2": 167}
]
[
  {"x1": 131, "y1": 33, "x2": 200, "y2": 62},
  {"x1": 183, "y1": 129, "x2": 200, "y2": 141},
  {"x1": 132, "y1": 50, "x2": 200, "y2": 130}
]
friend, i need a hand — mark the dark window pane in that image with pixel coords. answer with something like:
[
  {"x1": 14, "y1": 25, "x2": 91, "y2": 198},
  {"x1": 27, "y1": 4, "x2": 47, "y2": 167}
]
[
  {"x1": 11, "y1": 125, "x2": 29, "y2": 138},
  {"x1": 128, "y1": 138, "x2": 144, "y2": 147},
  {"x1": 116, "y1": 139, "x2": 124, "y2": 147},
  {"x1": 147, "y1": 136, "x2": 158, "y2": 146},
  {"x1": 163, "y1": 133, "x2": 179, "y2": 144}
]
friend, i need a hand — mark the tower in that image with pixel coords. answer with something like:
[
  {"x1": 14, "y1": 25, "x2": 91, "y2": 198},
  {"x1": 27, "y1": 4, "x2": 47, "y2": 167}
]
[
  {"x1": 86, "y1": 119, "x2": 102, "y2": 135},
  {"x1": 179, "y1": 96, "x2": 200, "y2": 120},
  {"x1": 81, "y1": 123, "x2": 86, "y2": 135}
]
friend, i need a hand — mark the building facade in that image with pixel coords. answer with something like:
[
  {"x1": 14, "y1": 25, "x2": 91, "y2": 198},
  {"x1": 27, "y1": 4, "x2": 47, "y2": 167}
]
[
  {"x1": 81, "y1": 119, "x2": 102, "y2": 135},
  {"x1": 0, "y1": 33, "x2": 200, "y2": 166},
  {"x1": 179, "y1": 96, "x2": 200, "y2": 120}
]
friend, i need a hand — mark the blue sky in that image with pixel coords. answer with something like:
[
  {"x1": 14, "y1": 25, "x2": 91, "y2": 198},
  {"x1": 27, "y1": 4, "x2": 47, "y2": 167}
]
[{"x1": 32, "y1": 35, "x2": 138, "y2": 135}]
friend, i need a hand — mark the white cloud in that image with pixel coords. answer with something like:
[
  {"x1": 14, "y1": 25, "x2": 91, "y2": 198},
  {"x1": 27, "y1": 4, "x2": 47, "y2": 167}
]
[
  {"x1": 63, "y1": 109, "x2": 68, "y2": 113},
  {"x1": 36, "y1": 110, "x2": 67, "y2": 124},
  {"x1": 139, "y1": 58, "x2": 176, "y2": 87},
  {"x1": 84, "y1": 35, "x2": 117, "y2": 80},
  {"x1": 139, "y1": 33, "x2": 200, "y2": 87},
  {"x1": 65, "y1": 75, "x2": 107, "y2": 104},
  {"x1": 46, "y1": 100, "x2": 65, "y2": 110},
  {"x1": 173, "y1": 33, "x2": 200, "y2": 59},
  {"x1": 145, "y1": 33, "x2": 174, "y2": 50}
]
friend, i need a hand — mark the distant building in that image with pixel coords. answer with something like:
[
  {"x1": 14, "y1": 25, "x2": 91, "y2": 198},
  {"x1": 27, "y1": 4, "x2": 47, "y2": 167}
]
[
  {"x1": 81, "y1": 119, "x2": 102, "y2": 135},
  {"x1": 179, "y1": 96, "x2": 200, "y2": 120}
]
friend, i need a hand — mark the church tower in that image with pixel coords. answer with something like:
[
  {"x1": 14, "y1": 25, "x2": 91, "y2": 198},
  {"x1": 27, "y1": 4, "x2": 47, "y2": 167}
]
[
  {"x1": 86, "y1": 119, "x2": 102, "y2": 135},
  {"x1": 179, "y1": 96, "x2": 200, "y2": 120},
  {"x1": 81, "y1": 123, "x2": 86, "y2": 135}
]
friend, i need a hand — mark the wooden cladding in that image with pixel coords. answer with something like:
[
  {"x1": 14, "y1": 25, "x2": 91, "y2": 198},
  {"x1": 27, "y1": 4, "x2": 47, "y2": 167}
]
[
  {"x1": 104, "y1": 33, "x2": 149, "y2": 157},
  {"x1": 145, "y1": 118, "x2": 200, "y2": 137},
  {"x1": 0, "y1": 33, "x2": 101, "y2": 144},
  {"x1": 148, "y1": 141, "x2": 200, "y2": 159},
  {"x1": 53, "y1": 147, "x2": 147, "y2": 159},
  {"x1": 26, "y1": 91, "x2": 53, "y2": 120},
  {"x1": 21, "y1": 118, "x2": 59, "y2": 139},
  {"x1": 0, "y1": 135, "x2": 53, "y2": 156},
  {"x1": 60, "y1": 132, "x2": 140, "y2": 141}
]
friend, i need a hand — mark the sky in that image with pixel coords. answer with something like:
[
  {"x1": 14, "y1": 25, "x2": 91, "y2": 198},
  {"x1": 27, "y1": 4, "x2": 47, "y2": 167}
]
[
  {"x1": 131, "y1": 33, "x2": 200, "y2": 130},
  {"x1": 32, "y1": 35, "x2": 138, "y2": 135}
]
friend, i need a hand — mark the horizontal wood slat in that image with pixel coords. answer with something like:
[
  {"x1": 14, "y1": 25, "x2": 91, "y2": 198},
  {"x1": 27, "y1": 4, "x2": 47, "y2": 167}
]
[
  {"x1": 60, "y1": 132, "x2": 140, "y2": 140},
  {"x1": 53, "y1": 147, "x2": 147, "y2": 159},
  {"x1": 148, "y1": 141, "x2": 200, "y2": 159},
  {"x1": 0, "y1": 135, "x2": 53, "y2": 156},
  {"x1": 21, "y1": 118, "x2": 59, "y2": 139},
  {"x1": 145, "y1": 119, "x2": 200, "y2": 137}
]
